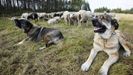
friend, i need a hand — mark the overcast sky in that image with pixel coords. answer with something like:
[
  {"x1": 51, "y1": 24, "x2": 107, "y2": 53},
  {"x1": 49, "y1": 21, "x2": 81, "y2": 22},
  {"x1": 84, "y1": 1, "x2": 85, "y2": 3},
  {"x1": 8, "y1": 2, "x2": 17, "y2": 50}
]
[{"x1": 86, "y1": 0, "x2": 133, "y2": 11}]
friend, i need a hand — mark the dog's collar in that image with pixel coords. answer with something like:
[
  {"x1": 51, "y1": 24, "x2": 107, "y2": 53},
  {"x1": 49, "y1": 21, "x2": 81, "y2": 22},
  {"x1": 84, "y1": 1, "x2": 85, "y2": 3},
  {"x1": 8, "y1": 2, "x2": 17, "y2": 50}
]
[
  {"x1": 37, "y1": 27, "x2": 44, "y2": 39},
  {"x1": 28, "y1": 27, "x2": 44, "y2": 42},
  {"x1": 102, "y1": 31, "x2": 116, "y2": 48},
  {"x1": 101, "y1": 31, "x2": 116, "y2": 40},
  {"x1": 112, "y1": 32, "x2": 116, "y2": 35}
]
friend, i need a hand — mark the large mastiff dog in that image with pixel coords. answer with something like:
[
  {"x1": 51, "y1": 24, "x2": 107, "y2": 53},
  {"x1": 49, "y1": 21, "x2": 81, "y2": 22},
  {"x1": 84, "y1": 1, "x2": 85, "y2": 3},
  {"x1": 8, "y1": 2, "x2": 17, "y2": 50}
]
[{"x1": 81, "y1": 14, "x2": 132, "y2": 75}]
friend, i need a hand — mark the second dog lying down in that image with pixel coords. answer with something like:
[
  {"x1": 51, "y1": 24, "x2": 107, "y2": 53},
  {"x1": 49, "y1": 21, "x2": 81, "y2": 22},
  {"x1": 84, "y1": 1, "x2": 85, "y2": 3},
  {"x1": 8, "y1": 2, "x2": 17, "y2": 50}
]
[{"x1": 14, "y1": 18, "x2": 64, "y2": 50}]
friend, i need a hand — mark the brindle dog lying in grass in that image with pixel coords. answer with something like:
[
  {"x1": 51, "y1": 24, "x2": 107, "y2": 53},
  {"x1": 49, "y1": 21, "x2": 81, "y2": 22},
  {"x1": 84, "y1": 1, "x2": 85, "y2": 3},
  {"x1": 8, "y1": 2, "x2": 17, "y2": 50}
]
[{"x1": 13, "y1": 18, "x2": 64, "y2": 50}]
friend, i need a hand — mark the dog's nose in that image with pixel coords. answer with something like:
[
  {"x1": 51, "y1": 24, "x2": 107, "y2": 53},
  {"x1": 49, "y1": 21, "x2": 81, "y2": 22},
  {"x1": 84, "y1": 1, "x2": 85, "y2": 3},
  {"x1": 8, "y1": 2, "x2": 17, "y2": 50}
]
[
  {"x1": 91, "y1": 18, "x2": 98, "y2": 24},
  {"x1": 91, "y1": 18, "x2": 100, "y2": 26}
]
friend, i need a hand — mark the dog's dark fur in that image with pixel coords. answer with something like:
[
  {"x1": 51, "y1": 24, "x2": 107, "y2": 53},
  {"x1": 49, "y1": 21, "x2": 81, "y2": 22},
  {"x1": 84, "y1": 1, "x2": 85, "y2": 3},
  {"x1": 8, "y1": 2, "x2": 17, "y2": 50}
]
[{"x1": 14, "y1": 19, "x2": 64, "y2": 48}]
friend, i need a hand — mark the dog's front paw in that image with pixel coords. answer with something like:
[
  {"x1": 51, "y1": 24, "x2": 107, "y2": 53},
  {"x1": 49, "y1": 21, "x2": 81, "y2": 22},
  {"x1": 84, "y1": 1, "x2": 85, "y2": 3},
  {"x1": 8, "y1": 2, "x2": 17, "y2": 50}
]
[
  {"x1": 99, "y1": 69, "x2": 107, "y2": 75},
  {"x1": 99, "y1": 71, "x2": 107, "y2": 75},
  {"x1": 39, "y1": 46, "x2": 46, "y2": 50},
  {"x1": 123, "y1": 51, "x2": 131, "y2": 57},
  {"x1": 13, "y1": 43, "x2": 20, "y2": 46},
  {"x1": 14, "y1": 41, "x2": 24, "y2": 46},
  {"x1": 81, "y1": 62, "x2": 90, "y2": 71}
]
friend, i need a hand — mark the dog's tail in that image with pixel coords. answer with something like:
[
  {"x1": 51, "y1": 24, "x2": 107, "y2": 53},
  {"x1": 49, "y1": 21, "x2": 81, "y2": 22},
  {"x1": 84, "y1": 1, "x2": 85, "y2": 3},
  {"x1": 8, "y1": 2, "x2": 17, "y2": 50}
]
[{"x1": 59, "y1": 32, "x2": 64, "y2": 39}]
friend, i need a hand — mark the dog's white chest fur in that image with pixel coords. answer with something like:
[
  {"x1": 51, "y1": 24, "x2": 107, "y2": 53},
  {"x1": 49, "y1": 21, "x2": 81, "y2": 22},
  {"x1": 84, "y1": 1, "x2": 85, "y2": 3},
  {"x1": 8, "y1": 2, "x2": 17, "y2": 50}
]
[{"x1": 94, "y1": 33, "x2": 119, "y2": 50}]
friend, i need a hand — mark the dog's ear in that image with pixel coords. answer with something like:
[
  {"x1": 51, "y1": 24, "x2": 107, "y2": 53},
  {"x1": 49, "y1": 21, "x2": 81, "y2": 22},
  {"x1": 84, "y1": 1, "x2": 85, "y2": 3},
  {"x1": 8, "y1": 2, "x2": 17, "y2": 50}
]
[
  {"x1": 14, "y1": 19, "x2": 22, "y2": 28},
  {"x1": 111, "y1": 19, "x2": 119, "y2": 30},
  {"x1": 25, "y1": 20, "x2": 33, "y2": 28},
  {"x1": 23, "y1": 20, "x2": 33, "y2": 33}
]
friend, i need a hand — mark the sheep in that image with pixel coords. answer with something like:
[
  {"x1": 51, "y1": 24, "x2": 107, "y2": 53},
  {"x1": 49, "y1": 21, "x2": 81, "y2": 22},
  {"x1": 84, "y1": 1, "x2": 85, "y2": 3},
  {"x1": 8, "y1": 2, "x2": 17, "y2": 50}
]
[
  {"x1": 37, "y1": 12, "x2": 46, "y2": 19},
  {"x1": 21, "y1": 12, "x2": 39, "y2": 21},
  {"x1": 47, "y1": 16, "x2": 61, "y2": 25},
  {"x1": 77, "y1": 10, "x2": 92, "y2": 26},
  {"x1": 61, "y1": 11, "x2": 79, "y2": 25},
  {"x1": 47, "y1": 12, "x2": 56, "y2": 18},
  {"x1": 69, "y1": 13, "x2": 78, "y2": 25},
  {"x1": 27, "y1": 12, "x2": 38, "y2": 20},
  {"x1": 21, "y1": 13, "x2": 29, "y2": 20},
  {"x1": 61, "y1": 11, "x2": 71, "y2": 24},
  {"x1": 37, "y1": 12, "x2": 49, "y2": 21},
  {"x1": 53, "y1": 11, "x2": 64, "y2": 17}
]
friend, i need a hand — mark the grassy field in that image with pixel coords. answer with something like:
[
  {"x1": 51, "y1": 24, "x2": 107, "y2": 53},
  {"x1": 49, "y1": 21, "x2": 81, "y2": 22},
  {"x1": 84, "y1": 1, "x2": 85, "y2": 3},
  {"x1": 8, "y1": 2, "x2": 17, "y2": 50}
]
[{"x1": 0, "y1": 14, "x2": 133, "y2": 75}]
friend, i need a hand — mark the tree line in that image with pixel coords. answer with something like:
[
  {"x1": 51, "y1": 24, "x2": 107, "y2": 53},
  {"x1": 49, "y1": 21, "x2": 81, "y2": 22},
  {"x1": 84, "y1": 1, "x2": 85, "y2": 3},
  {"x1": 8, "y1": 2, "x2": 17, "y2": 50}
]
[
  {"x1": 94, "y1": 7, "x2": 133, "y2": 14},
  {"x1": 0, "y1": 0, "x2": 83, "y2": 16}
]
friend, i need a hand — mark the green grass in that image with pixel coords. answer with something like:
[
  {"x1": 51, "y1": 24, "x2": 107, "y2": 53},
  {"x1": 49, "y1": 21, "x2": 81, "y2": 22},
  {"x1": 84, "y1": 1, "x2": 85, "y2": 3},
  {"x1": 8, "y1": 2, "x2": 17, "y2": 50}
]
[{"x1": 0, "y1": 14, "x2": 133, "y2": 75}]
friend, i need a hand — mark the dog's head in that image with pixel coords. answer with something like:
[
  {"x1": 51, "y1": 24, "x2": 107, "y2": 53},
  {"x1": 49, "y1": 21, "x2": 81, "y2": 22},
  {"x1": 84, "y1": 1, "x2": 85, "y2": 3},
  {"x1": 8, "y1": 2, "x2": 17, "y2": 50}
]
[
  {"x1": 14, "y1": 19, "x2": 33, "y2": 33},
  {"x1": 91, "y1": 14, "x2": 119, "y2": 33}
]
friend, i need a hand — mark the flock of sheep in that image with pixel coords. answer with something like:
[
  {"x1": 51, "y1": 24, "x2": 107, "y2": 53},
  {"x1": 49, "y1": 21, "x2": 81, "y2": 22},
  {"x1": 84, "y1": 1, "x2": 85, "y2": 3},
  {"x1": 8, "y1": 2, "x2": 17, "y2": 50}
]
[{"x1": 20, "y1": 10, "x2": 93, "y2": 26}]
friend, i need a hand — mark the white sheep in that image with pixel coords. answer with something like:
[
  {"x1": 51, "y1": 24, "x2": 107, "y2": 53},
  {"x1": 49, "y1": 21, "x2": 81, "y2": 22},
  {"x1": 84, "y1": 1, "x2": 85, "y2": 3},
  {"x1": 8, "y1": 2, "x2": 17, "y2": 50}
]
[
  {"x1": 21, "y1": 13, "x2": 29, "y2": 19},
  {"x1": 62, "y1": 11, "x2": 78, "y2": 25},
  {"x1": 47, "y1": 17, "x2": 61, "y2": 25},
  {"x1": 37, "y1": 12, "x2": 47, "y2": 19},
  {"x1": 77, "y1": 10, "x2": 92, "y2": 26},
  {"x1": 61, "y1": 11, "x2": 70, "y2": 23},
  {"x1": 69, "y1": 13, "x2": 79, "y2": 25}
]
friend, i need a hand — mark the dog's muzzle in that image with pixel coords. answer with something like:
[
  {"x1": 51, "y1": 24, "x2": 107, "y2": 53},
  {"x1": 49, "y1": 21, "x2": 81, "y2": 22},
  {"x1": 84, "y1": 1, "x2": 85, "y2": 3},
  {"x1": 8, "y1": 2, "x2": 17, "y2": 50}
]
[{"x1": 91, "y1": 18, "x2": 106, "y2": 33}]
